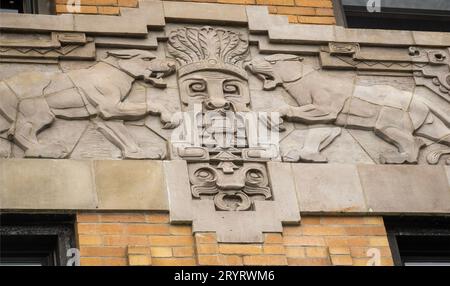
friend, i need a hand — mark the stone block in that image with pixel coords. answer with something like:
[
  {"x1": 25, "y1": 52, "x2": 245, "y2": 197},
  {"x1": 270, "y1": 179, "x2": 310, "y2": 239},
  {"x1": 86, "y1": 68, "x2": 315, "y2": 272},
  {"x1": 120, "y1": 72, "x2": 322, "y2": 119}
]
[
  {"x1": 292, "y1": 164, "x2": 367, "y2": 213},
  {"x1": 358, "y1": 165, "x2": 450, "y2": 213},
  {"x1": 0, "y1": 159, "x2": 97, "y2": 209},
  {"x1": 94, "y1": 160, "x2": 168, "y2": 210},
  {"x1": 164, "y1": 1, "x2": 247, "y2": 24}
]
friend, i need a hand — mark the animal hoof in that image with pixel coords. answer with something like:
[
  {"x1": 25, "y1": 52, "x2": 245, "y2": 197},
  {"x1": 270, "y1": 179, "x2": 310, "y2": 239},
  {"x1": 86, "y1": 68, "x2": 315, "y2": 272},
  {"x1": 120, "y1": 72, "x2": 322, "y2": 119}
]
[
  {"x1": 298, "y1": 150, "x2": 328, "y2": 163},
  {"x1": 123, "y1": 147, "x2": 166, "y2": 160},
  {"x1": 379, "y1": 152, "x2": 417, "y2": 164},
  {"x1": 282, "y1": 149, "x2": 301, "y2": 162}
]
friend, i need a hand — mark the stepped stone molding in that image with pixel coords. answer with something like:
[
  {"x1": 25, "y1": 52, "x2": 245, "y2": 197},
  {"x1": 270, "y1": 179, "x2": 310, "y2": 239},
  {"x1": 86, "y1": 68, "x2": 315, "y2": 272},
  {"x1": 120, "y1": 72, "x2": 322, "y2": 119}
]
[{"x1": 0, "y1": 32, "x2": 95, "y2": 64}]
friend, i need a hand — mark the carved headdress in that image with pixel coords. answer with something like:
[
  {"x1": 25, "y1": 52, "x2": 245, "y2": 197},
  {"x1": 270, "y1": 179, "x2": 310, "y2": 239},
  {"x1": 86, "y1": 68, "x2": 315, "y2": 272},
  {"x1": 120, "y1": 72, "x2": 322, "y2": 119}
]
[{"x1": 168, "y1": 26, "x2": 249, "y2": 79}]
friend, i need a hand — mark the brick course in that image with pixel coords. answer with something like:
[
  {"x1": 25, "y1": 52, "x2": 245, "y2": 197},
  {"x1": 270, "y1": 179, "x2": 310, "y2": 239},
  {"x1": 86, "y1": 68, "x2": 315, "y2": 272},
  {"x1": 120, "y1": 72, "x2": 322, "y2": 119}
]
[{"x1": 76, "y1": 212, "x2": 394, "y2": 266}]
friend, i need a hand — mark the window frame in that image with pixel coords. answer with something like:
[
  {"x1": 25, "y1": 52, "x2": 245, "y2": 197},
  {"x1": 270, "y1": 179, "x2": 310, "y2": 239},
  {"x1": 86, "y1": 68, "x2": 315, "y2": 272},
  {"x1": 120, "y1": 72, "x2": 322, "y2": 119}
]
[
  {"x1": 385, "y1": 216, "x2": 450, "y2": 266},
  {"x1": 0, "y1": 214, "x2": 76, "y2": 266}
]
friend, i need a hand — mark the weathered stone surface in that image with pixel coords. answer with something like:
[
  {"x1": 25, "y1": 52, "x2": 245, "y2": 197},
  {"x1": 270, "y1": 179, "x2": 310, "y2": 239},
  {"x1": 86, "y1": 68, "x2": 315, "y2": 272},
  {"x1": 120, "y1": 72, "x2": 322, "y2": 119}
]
[
  {"x1": 247, "y1": 6, "x2": 288, "y2": 34},
  {"x1": 412, "y1": 31, "x2": 450, "y2": 46},
  {"x1": 94, "y1": 160, "x2": 168, "y2": 210},
  {"x1": 95, "y1": 35, "x2": 158, "y2": 50},
  {"x1": 0, "y1": 159, "x2": 97, "y2": 209},
  {"x1": 266, "y1": 162, "x2": 301, "y2": 224},
  {"x1": 358, "y1": 165, "x2": 450, "y2": 213},
  {"x1": 164, "y1": 160, "x2": 193, "y2": 222},
  {"x1": 268, "y1": 24, "x2": 335, "y2": 44},
  {"x1": 164, "y1": 1, "x2": 247, "y2": 24},
  {"x1": 0, "y1": 13, "x2": 75, "y2": 32},
  {"x1": 335, "y1": 26, "x2": 414, "y2": 46},
  {"x1": 292, "y1": 164, "x2": 367, "y2": 213}
]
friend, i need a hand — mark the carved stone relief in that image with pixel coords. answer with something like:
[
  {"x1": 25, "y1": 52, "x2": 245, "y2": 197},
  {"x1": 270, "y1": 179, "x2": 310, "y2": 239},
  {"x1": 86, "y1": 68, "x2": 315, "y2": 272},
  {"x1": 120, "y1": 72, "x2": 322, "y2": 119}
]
[
  {"x1": 245, "y1": 51, "x2": 450, "y2": 165},
  {"x1": 0, "y1": 49, "x2": 179, "y2": 159},
  {"x1": 1, "y1": 7, "x2": 450, "y2": 241},
  {"x1": 167, "y1": 26, "x2": 279, "y2": 212}
]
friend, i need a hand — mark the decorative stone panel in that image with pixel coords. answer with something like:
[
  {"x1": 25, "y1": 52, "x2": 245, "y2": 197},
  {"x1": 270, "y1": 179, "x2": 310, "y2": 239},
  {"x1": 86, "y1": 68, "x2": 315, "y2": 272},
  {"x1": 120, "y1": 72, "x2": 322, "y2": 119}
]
[{"x1": 1, "y1": 0, "x2": 450, "y2": 243}]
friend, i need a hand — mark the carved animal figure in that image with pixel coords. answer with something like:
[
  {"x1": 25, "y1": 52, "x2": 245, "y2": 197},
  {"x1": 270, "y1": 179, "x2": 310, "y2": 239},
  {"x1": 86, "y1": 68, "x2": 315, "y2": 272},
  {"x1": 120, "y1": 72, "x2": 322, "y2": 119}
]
[
  {"x1": 245, "y1": 54, "x2": 450, "y2": 164},
  {"x1": 0, "y1": 50, "x2": 179, "y2": 159}
]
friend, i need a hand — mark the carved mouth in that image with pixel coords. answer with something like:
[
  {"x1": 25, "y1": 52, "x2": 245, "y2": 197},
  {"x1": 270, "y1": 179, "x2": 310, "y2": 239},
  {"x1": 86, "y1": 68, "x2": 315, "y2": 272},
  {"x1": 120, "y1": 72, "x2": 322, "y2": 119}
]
[{"x1": 203, "y1": 102, "x2": 235, "y2": 113}]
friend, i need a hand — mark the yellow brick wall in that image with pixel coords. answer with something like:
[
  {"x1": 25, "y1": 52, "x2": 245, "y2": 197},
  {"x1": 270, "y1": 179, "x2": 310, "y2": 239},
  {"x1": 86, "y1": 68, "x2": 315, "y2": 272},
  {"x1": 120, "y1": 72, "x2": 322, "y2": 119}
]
[
  {"x1": 55, "y1": 0, "x2": 139, "y2": 15},
  {"x1": 55, "y1": 0, "x2": 336, "y2": 25},
  {"x1": 76, "y1": 212, "x2": 394, "y2": 266}
]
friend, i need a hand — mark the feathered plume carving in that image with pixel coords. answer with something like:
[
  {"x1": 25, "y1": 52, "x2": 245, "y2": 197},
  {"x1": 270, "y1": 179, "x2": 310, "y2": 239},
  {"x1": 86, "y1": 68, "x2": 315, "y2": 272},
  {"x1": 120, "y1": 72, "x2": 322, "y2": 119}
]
[{"x1": 168, "y1": 26, "x2": 249, "y2": 79}]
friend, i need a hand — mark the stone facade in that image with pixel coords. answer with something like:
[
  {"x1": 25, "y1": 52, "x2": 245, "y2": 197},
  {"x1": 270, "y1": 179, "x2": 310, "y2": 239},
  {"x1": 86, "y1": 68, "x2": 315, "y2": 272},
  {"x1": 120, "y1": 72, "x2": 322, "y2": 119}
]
[{"x1": 1, "y1": 0, "x2": 450, "y2": 266}]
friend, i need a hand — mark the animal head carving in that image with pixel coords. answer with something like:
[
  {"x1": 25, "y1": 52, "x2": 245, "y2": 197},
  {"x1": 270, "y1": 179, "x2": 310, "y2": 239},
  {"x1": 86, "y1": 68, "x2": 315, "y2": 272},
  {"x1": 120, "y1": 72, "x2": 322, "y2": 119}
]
[
  {"x1": 106, "y1": 49, "x2": 176, "y2": 88},
  {"x1": 244, "y1": 54, "x2": 304, "y2": 90}
]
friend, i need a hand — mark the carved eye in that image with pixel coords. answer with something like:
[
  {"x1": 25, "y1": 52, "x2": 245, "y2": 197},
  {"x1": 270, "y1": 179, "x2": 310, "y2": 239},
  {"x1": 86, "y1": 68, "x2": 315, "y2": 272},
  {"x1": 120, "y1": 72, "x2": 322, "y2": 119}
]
[
  {"x1": 194, "y1": 167, "x2": 217, "y2": 183},
  {"x1": 189, "y1": 82, "x2": 207, "y2": 93},
  {"x1": 245, "y1": 169, "x2": 265, "y2": 186},
  {"x1": 434, "y1": 53, "x2": 446, "y2": 61},
  {"x1": 223, "y1": 81, "x2": 240, "y2": 96}
]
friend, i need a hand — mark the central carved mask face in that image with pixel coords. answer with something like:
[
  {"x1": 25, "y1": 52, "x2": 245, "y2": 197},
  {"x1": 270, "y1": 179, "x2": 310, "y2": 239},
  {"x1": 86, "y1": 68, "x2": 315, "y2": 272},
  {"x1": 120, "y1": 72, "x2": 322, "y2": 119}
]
[{"x1": 179, "y1": 71, "x2": 250, "y2": 112}]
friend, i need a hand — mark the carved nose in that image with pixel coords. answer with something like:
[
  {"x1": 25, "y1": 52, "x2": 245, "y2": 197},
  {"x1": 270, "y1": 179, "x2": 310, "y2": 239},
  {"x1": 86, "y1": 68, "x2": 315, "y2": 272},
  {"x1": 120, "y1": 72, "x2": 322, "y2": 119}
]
[{"x1": 205, "y1": 99, "x2": 231, "y2": 110}]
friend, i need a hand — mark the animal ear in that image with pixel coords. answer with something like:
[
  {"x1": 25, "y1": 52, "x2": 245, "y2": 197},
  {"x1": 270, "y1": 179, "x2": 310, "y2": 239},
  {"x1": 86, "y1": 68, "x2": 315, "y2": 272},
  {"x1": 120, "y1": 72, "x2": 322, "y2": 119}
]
[
  {"x1": 263, "y1": 54, "x2": 303, "y2": 64},
  {"x1": 137, "y1": 51, "x2": 158, "y2": 61},
  {"x1": 107, "y1": 50, "x2": 140, "y2": 59}
]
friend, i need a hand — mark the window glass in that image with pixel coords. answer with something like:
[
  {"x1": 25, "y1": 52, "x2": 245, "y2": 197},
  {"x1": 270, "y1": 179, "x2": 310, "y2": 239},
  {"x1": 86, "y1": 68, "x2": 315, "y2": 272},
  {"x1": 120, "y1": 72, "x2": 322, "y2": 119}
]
[
  {"x1": 0, "y1": 0, "x2": 54, "y2": 14},
  {"x1": 340, "y1": 0, "x2": 450, "y2": 32}
]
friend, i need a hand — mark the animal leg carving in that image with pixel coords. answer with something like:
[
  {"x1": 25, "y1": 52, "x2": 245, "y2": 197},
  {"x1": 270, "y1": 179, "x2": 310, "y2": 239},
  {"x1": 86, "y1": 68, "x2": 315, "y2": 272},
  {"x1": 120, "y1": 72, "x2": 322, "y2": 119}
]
[
  {"x1": 95, "y1": 120, "x2": 165, "y2": 159},
  {"x1": 283, "y1": 127, "x2": 341, "y2": 163},
  {"x1": 280, "y1": 104, "x2": 337, "y2": 125},
  {"x1": 376, "y1": 126, "x2": 426, "y2": 164},
  {"x1": 147, "y1": 102, "x2": 182, "y2": 129},
  {"x1": 14, "y1": 98, "x2": 69, "y2": 158}
]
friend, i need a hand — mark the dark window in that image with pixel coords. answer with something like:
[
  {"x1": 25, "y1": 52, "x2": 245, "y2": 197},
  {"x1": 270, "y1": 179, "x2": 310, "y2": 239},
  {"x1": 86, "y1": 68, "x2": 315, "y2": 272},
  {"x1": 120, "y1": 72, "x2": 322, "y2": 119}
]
[
  {"x1": 336, "y1": 0, "x2": 450, "y2": 32},
  {"x1": 385, "y1": 216, "x2": 450, "y2": 266},
  {"x1": 0, "y1": 214, "x2": 76, "y2": 266},
  {"x1": 0, "y1": 0, "x2": 54, "y2": 14}
]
